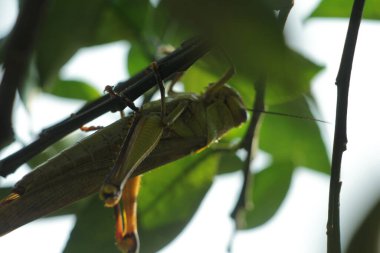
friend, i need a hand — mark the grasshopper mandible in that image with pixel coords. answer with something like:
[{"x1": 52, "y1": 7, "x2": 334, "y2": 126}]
[{"x1": 0, "y1": 65, "x2": 247, "y2": 252}]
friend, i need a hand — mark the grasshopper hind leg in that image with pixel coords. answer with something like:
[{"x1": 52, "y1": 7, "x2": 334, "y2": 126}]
[{"x1": 114, "y1": 176, "x2": 141, "y2": 253}]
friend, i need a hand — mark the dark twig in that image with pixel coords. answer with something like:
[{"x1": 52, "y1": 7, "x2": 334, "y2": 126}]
[
  {"x1": 230, "y1": 77, "x2": 265, "y2": 224},
  {"x1": 0, "y1": 0, "x2": 49, "y2": 149},
  {"x1": 327, "y1": 0, "x2": 365, "y2": 252},
  {"x1": 0, "y1": 37, "x2": 211, "y2": 177},
  {"x1": 230, "y1": 3, "x2": 292, "y2": 230}
]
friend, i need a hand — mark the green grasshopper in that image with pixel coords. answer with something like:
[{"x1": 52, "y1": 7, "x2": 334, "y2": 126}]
[{"x1": 0, "y1": 66, "x2": 247, "y2": 252}]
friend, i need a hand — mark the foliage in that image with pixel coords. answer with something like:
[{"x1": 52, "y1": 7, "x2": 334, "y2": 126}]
[
  {"x1": 311, "y1": 0, "x2": 380, "y2": 20},
  {"x1": 2, "y1": 0, "x2": 370, "y2": 252}
]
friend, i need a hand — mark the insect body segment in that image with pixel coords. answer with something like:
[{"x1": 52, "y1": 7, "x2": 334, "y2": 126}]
[{"x1": 0, "y1": 68, "x2": 247, "y2": 253}]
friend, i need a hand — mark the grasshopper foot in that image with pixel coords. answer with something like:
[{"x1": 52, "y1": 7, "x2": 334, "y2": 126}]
[
  {"x1": 100, "y1": 184, "x2": 122, "y2": 207},
  {"x1": 117, "y1": 231, "x2": 140, "y2": 253}
]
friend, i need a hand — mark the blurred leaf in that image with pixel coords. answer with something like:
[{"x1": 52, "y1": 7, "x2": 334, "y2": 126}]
[
  {"x1": 260, "y1": 95, "x2": 330, "y2": 174},
  {"x1": 36, "y1": 0, "x2": 108, "y2": 86},
  {"x1": 182, "y1": 63, "x2": 218, "y2": 94},
  {"x1": 92, "y1": 7, "x2": 131, "y2": 45},
  {"x1": 149, "y1": 0, "x2": 192, "y2": 45},
  {"x1": 63, "y1": 196, "x2": 118, "y2": 253},
  {"x1": 163, "y1": 0, "x2": 322, "y2": 104},
  {"x1": 46, "y1": 197, "x2": 92, "y2": 218},
  {"x1": 128, "y1": 43, "x2": 152, "y2": 76},
  {"x1": 111, "y1": 0, "x2": 153, "y2": 34},
  {"x1": 310, "y1": 0, "x2": 380, "y2": 20},
  {"x1": 217, "y1": 151, "x2": 244, "y2": 175},
  {"x1": 138, "y1": 151, "x2": 218, "y2": 252},
  {"x1": 111, "y1": 0, "x2": 157, "y2": 58},
  {"x1": 243, "y1": 162, "x2": 293, "y2": 229},
  {"x1": 346, "y1": 197, "x2": 380, "y2": 253},
  {"x1": 47, "y1": 80, "x2": 101, "y2": 101},
  {"x1": 222, "y1": 121, "x2": 248, "y2": 143}
]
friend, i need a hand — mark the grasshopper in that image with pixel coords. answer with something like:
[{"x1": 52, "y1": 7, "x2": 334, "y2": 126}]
[{"x1": 0, "y1": 66, "x2": 247, "y2": 252}]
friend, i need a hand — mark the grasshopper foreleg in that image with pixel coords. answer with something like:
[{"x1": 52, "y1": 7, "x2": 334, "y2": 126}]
[
  {"x1": 105, "y1": 85, "x2": 140, "y2": 112},
  {"x1": 150, "y1": 62, "x2": 166, "y2": 120}
]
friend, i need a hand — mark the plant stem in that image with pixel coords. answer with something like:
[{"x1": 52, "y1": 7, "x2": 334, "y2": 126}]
[
  {"x1": 0, "y1": 37, "x2": 211, "y2": 177},
  {"x1": 230, "y1": 77, "x2": 265, "y2": 225},
  {"x1": 0, "y1": 0, "x2": 49, "y2": 149},
  {"x1": 327, "y1": 0, "x2": 365, "y2": 252}
]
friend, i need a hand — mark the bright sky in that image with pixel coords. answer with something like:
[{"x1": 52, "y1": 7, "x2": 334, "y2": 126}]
[{"x1": 0, "y1": 1, "x2": 379, "y2": 253}]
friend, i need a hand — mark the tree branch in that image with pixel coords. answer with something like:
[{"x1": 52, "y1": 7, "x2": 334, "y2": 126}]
[
  {"x1": 229, "y1": 3, "x2": 292, "y2": 229},
  {"x1": 230, "y1": 77, "x2": 265, "y2": 226},
  {"x1": 0, "y1": 0, "x2": 50, "y2": 149},
  {"x1": 0, "y1": 37, "x2": 211, "y2": 177},
  {"x1": 327, "y1": 0, "x2": 365, "y2": 252}
]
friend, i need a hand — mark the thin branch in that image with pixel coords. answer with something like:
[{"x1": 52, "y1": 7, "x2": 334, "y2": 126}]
[
  {"x1": 327, "y1": 0, "x2": 365, "y2": 252},
  {"x1": 230, "y1": 77, "x2": 265, "y2": 225},
  {"x1": 230, "y1": 3, "x2": 293, "y2": 229},
  {"x1": 0, "y1": 37, "x2": 211, "y2": 177},
  {"x1": 0, "y1": 0, "x2": 49, "y2": 149}
]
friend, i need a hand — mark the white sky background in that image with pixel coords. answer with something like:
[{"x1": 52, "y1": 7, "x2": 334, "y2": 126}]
[{"x1": 0, "y1": 0, "x2": 380, "y2": 252}]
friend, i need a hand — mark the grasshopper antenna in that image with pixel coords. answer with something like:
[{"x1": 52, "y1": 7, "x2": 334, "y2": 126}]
[{"x1": 246, "y1": 108, "x2": 329, "y2": 124}]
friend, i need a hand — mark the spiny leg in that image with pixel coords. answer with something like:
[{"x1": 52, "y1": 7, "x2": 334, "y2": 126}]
[
  {"x1": 80, "y1": 86, "x2": 137, "y2": 132},
  {"x1": 100, "y1": 63, "x2": 168, "y2": 252},
  {"x1": 114, "y1": 176, "x2": 141, "y2": 253},
  {"x1": 103, "y1": 61, "x2": 183, "y2": 252},
  {"x1": 151, "y1": 61, "x2": 189, "y2": 123},
  {"x1": 167, "y1": 72, "x2": 184, "y2": 97},
  {"x1": 99, "y1": 111, "x2": 143, "y2": 252},
  {"x1": 99, "y1": 84, "x2": 141, "y2": 206},
  {"x1": 215, "y1": 67, "x2": 235, "y2": 87},
  {"x1": 111, "y1": 62, "x2": 168, "y2": 253},
  {"x1": 100, "y1": 113, "x2": 141, "y2": 207},
  {"x1": 150, "y1": 62, "x2": 166, "y2": 120},
  {"x1": 105, "y1": 85, "x2": 140, "y2": 112}
]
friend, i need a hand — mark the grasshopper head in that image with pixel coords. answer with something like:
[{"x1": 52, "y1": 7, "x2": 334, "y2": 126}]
[{"x1": 203, "y1": 82, "x2": 247, "y2": 127}]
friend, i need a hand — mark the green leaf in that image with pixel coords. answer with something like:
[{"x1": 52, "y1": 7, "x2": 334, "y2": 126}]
[
  {"x1": 260, "y1": 95, "x2": 330, "y2": 174},
  {"x1": 128, "y1": 43, "x2": 152, "y2": 76},
  {"x1": 346, "y1": 197, "x2": 380, "y2": 253},
  {"x1": 310, "y1": 0, "x2": 380, "y2": 20},
  {"x1": 63, "y1": 196, "x2": 118, "y2": 253},
  {"x1": 243, "y1": 162, "x2": 293, "y2": 229},
  {"x1": 162, "y1": 0, "x2": 322, "y2": 104},
  {"x1": 92, "y1": 7, "x2": 132, "y2": 45},
  {"x1": 36, "y1": 0, "x2": 108, "y2": 86},
  {"x1": 45, "y1": 198, "x2": 91, "y2": 218},
  {"x1": 216, "y1": 151, "x2": 244, "y2": 175},
  {"x1": 149, "y1": 0, "x2": 192, "y2": 45},
  {"x1": 47, "y1": 80, "x2": 101, "y2": 101},
  {"x1": 181, "y1": 64, "x2": 217, "y2": 94},
  {"x1": 138, "y1": 151, "x2": 218, "y2": 252}
]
